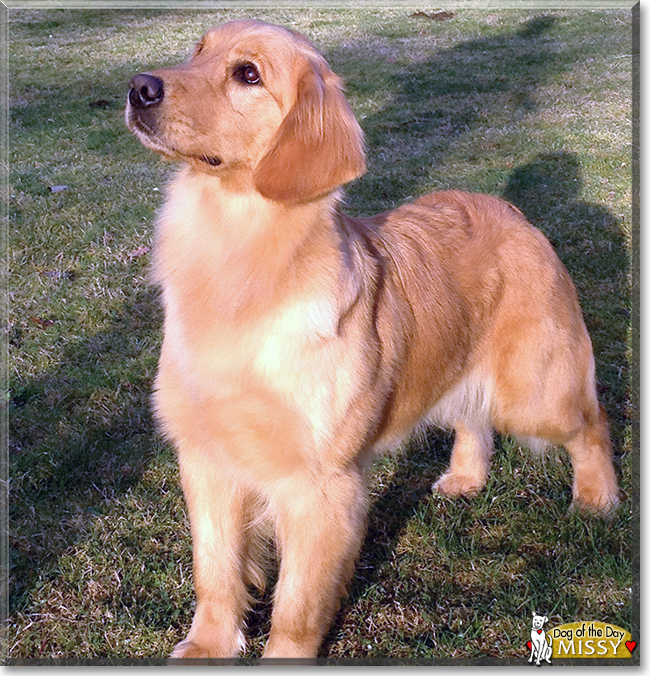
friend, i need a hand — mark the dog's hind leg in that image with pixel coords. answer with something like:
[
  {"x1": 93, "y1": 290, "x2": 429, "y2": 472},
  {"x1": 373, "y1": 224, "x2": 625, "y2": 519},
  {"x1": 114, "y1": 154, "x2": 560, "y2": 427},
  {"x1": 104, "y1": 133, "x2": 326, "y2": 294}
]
[
  {"x1": 170, "y1": 443, "x2": 251, "y2": 660},
  {"x1": 564, "y1": 404, "x2": 619, "y2": 514},
  {"x1": 262, "y1": 465, "x2": 367, "y2": 659},
  {"x1": 490, "y1": 326, "x2": 619, "y2": 514},
  {"x1": 433, "y1": 422, "x2": 494, "y2": 497},
  {"x1": 495, "y1": 396, "x2": 618, "y2": 515}
]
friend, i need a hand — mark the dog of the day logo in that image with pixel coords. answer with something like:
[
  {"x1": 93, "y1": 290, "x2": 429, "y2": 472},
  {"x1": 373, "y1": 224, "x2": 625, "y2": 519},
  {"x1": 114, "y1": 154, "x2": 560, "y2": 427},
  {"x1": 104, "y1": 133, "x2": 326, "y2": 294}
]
[{"x1": 526, "y1": 613, "x2": 636, "y2": 662}]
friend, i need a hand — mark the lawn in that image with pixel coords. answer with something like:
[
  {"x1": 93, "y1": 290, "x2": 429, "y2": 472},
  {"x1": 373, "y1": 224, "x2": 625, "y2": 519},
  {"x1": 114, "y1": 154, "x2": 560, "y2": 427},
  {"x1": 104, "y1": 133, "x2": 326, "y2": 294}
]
[{"x1": 6, "y1": 4, "x2": 638, "y2": 663}]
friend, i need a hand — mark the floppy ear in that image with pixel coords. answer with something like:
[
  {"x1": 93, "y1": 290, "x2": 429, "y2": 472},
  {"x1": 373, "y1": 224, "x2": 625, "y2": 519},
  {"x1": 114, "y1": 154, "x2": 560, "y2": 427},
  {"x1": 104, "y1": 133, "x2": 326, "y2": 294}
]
[{"x1": 254, "y1": 62, "x2": 366, "y2": 202}]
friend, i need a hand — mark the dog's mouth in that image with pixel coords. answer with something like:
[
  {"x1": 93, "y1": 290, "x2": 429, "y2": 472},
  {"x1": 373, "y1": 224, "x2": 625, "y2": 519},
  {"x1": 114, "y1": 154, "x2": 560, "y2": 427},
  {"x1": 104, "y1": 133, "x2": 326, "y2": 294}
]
[{"x1": 126, "y1": 105, "x2": 222, "y2": 168}]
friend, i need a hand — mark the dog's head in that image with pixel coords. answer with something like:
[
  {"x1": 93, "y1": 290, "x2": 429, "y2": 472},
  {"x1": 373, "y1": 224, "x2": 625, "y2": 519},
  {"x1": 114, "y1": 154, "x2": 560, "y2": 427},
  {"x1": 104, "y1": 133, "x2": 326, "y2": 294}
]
[
  {"x1": 531, "y1": 612, "x2": 548, "y2": 630},
  {"x1": 125, "y1": 20, "x2": 366, "y2": 202}
]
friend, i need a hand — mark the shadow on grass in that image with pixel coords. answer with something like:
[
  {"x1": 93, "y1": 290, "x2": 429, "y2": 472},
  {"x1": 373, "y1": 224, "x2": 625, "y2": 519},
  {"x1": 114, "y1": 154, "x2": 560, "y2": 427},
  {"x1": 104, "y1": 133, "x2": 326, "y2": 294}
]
[
  {"x1": 318, "y1": 432, "x2": 452, "y2": 657},
  {"x1": 9, "y1": 287, "x2": 165, "y2": 608},
  {"x1": 339, "y1": 15, "x2": 565, "y2": 213}
]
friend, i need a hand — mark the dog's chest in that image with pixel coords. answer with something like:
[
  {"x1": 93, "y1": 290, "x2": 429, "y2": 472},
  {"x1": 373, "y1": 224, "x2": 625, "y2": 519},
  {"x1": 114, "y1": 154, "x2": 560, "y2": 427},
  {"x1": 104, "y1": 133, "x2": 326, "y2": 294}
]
[
  {"x1": 257, "y1": 303, "x2": 352, "y2": 440},
  {"x1": 155, "y1": 184, "x2": 373, "y2": 448},
  {"x1": 165, "y1": 289, "x2": 365, "y2": 448}
]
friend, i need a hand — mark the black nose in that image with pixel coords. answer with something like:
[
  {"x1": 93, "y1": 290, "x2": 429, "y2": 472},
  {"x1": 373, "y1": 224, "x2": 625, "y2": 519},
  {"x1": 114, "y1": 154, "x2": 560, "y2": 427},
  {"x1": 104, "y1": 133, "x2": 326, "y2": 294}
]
[{"x1": 129, "y1": 74, "x2": 164, "y2": 109}]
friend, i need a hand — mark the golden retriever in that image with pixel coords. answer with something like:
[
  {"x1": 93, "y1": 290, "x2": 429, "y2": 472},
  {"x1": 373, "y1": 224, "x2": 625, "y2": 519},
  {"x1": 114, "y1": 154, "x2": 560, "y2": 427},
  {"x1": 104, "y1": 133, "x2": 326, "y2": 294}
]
[{"x1": 125, "y1": 20, "x2": 619, "y2": 659}]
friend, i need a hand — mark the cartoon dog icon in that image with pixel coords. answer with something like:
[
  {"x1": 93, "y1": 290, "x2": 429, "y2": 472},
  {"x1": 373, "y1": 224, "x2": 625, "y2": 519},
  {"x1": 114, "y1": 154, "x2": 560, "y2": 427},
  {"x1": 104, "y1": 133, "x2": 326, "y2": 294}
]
[{"x1": 528, "y1": 612, "x2": 552, "y2": 665}]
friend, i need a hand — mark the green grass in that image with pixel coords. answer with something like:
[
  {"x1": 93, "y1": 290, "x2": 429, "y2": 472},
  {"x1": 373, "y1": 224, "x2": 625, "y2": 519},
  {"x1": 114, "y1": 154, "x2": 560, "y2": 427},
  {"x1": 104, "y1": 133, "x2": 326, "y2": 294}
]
[{"x1": 7, "y1": 7, "x2": 637, "y2": 662}]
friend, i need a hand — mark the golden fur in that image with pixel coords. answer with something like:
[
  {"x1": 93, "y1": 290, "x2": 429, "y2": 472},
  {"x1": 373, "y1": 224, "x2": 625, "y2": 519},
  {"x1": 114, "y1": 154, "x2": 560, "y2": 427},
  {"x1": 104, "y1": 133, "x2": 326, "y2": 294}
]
[{"x1": 125, "y1": 20, "x2": 619, "y2": 659}]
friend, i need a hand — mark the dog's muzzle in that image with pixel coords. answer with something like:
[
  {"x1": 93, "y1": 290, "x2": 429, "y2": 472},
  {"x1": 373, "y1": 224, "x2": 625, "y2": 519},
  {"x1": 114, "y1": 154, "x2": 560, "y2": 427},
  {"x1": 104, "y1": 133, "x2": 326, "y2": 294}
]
[{"x1": 126, "y1": 72, "x2": 222, "y2": 168}]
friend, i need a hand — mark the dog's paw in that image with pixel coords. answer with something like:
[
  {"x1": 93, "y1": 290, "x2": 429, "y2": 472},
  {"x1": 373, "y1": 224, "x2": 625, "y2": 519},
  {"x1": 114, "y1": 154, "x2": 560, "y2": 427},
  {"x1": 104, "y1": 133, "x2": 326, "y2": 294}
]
[
  {"x1": 570, "y1": 490, "x2": 620, "y2": 518},
  {"x1": 432, "y1": 472, "x2": 484, "y2": 497},
  {"x1": 169, "y1": 639, "x2": 212, "y2": 659},
  {"x1": 168, "y1": 635, "x2": 244, "y2": 662}
]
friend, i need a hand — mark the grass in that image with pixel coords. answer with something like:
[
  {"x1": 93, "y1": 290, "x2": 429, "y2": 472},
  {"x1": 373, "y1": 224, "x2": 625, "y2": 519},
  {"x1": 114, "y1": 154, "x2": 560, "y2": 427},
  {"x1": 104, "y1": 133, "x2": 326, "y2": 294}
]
[{"x1": 6, "y1": 6, "x2": 637, "y2": 663}]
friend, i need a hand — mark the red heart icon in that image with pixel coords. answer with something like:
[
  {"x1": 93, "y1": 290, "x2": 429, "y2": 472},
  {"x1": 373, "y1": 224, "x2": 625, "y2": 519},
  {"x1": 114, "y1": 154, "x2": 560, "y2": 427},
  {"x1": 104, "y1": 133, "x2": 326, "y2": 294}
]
[
  {"x1": 527, "y1": 641, "x2": 532, "y2": 650},
  {"x1": 626, "y1": 641, "x2": 636, "y2": 653},
  {"x1": 537, "y1": 629, "x2": 542, "y2": 634}
]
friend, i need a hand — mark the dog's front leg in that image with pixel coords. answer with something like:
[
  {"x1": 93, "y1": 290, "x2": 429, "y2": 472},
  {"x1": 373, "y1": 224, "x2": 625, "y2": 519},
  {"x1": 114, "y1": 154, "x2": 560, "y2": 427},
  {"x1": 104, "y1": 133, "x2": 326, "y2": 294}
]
[
  {"x1": 535, "y1": 643, "x2": 544, "y2": 666},
  {"x1": 262, "y1": 466, "x2": 367, "y2": 659},
  {"x1": 433, "y1": 422, "x2": 494, "y2": 496},
  {"x1": 170, "y1": 443, "x2": 250, "y2": 659}
]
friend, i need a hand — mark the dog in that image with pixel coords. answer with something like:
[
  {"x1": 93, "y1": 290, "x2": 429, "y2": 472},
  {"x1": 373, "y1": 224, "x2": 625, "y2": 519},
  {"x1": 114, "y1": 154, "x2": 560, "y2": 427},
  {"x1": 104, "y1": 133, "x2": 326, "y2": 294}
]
[
  {"x1": 529, "y1": 612, "x2": 552, "y2": 665},
  {"x1": 125, "y1": 20, "x2": 619, "y2": 659}
]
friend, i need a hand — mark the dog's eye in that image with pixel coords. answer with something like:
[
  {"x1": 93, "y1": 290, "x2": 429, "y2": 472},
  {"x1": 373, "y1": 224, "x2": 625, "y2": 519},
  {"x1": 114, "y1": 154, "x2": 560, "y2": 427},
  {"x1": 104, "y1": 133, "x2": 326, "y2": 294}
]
[
  {"x1": 234, "y1": 63, "x2": 262, "y2": 86},
  {"x1": 193, "y1": 40, "x2": 204, "y2": 57}
]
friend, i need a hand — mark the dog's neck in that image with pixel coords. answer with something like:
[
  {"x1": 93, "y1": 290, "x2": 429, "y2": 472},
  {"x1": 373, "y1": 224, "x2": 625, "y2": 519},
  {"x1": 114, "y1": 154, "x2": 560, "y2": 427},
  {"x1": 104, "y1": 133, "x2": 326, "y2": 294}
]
[{"x1": 153, "y1": 166, "x2": 346, "y2": 321}]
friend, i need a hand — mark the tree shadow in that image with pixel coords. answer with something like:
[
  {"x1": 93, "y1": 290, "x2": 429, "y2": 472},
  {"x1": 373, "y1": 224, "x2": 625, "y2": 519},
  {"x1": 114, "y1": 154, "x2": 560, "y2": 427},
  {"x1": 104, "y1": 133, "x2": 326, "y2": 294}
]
[{"x1": 330, "y1": 14, "x2": 568, "y2": 214}]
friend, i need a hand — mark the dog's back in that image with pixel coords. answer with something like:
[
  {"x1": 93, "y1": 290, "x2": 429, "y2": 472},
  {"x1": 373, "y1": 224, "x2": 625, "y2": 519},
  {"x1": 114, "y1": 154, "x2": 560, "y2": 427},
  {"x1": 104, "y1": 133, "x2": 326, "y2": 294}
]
[{"x1": 341, "y1": 190, "x2": 597, "y2": 456}]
